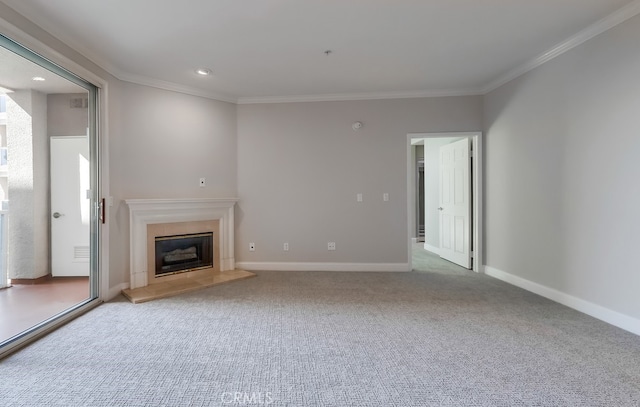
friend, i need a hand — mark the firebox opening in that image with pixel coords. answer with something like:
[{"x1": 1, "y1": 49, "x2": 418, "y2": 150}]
[{"x1": 155, "y1": 232, "x2": 213, "y2": 277}]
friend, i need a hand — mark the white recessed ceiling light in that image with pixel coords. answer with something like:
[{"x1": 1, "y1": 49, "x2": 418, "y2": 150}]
[
  {"x1": 196, "y1": 68, "x2": 212, "y2": 76},
  {"x1": 32, "y1": 76, "x2": 45, "y2": 81}
]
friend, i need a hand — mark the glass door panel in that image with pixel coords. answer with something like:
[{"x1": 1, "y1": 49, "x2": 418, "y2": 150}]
[{"x1": 0, "y1": 34, "x2": 99, "y2": 350}]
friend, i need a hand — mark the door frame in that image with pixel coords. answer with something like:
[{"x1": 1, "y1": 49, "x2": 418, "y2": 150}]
[{"x1": 406, "y1": 132, "x2": 483, "y2": 273}]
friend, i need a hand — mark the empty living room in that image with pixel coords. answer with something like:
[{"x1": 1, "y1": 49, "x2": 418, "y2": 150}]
[{"x1": 0, "y1": 1, "x2": 639, "y2": 406}]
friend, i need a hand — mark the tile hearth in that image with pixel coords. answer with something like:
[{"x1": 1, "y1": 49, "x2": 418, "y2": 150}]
[{"x1": 122, "y1": 269, "x2": 256, "y2": 304}]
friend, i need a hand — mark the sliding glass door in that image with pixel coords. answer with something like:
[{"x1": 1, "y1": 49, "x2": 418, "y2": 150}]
[{"x1": 0, "y1": 33, "x2": 100, "y2": 354}]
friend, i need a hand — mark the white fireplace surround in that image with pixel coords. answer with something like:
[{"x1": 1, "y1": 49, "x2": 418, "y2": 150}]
[{"x1": 125, "y1": 198, "x2": 238, "y2": 289}]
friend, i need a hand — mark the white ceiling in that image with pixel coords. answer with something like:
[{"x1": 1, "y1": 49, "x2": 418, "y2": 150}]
[
  {"x1": 1, "y1": 0, "x2": 638, "y2": 103},
  {"x1": 0, "y1": 47, "x2": 86, "y2": 95}
]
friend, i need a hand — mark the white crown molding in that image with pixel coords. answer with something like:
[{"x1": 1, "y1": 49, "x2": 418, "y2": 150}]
[
  {"x1": 115, "y1": 0, "x2": 640, "y2": 104},
  {"x1": 484, "y1": 266, "x2": 640, "y2": 336},
  {"x1": 482, "y1": 0, "x2": 640, "y2": 94},
  {"x1": 106, "y1": 0, "x2": 640, "y2": 103},
  {"x1": 4, "y1": 0, "x2": 640, "y2": 104},
  {"x1": 236, "y1": 88, "x2": 483, "y2": 105},
  {"x1": 116, "y1": 71, "x2": 238, "y2": 104},
  {"x1": 237, "y1": 262, "x2": 410, "y2": 272}
]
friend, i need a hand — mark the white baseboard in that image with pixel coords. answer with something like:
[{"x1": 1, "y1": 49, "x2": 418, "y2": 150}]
[
  {"x1": 105, "y1": 282, "x2": 129, "y2": 301},
  {"x1": 422, "y1": 243, "x2": 440, "y2": 255},
  {"x1": 236, "y1": 262, "x2": 411, "y2": 272},
  {"x1": 484, "y1": 265, "x2": 640, "y2": 336}
]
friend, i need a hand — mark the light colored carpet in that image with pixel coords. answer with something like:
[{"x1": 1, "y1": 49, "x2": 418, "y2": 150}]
[{"x1": 1, "y1": 270, "x2": 639, "y2": 406}]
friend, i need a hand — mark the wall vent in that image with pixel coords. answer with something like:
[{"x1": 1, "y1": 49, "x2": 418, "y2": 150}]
[
  {"x1": 70, "y1": 98, "x2": 88, "y2": 109},
  {"x1": 74, "y1": 246, "x2": 90, "y2": 260}
]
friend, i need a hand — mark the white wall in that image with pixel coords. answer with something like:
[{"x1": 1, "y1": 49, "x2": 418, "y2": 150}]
[
  {"x1": 237, "y1": 97, "x2": 483, "y2": 267},
  {"x1": 484, "y1": 14, "x2": 640, "y2": 321}
]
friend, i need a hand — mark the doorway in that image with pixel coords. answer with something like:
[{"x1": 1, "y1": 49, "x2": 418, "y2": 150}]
[
  {"x1": 406, "y1": 132, "x2": 482, "y2": 273},
  {"x1": 0, "y1": 33, "x2": 101, "y2": 356}
]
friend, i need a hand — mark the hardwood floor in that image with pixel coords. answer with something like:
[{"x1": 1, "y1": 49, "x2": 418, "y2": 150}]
[{"x1": 0, "y1": 278, "x2": 89, "y2": 344}]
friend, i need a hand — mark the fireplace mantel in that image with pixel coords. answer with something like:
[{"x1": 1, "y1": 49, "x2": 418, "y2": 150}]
[{"x1": 125, "y1": 198, "x2": 238, "y2": 289}]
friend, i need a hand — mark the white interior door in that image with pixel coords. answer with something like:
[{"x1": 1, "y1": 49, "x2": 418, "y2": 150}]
[
  {"x1": 439, "y1": 138, "x2": 471, "y2": 269},
  {"x1": 51, "y1": 136, "x2": 90, "y2": 277}
]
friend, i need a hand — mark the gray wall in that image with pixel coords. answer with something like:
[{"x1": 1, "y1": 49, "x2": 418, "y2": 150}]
[
  {"x1": 108, "y1": 82, "x2": 238, "y2": 288},
  {"x1": 484, "y1": 14, "x2": 640, "y2": 319},
  {"x1": 7, "y1": 1, "x2": 639, "y2": 326},
  {"x1": 47, "y1": 93, "x2": 89, "y2": 136},
  {"x1": 237, "y1": 97, "x2": 483, "y2": 264},
  {"x1": 112, "y1": 82, "x2": 237, "y2": 199}
]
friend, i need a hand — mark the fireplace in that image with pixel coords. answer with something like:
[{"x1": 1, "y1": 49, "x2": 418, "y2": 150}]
[
  {"x1": 126, "y1": 198, "x2": 238, "y2": 289},
  {"x1": 155, "y1": 232, "x2": 213, "y2": 277},
  {"x1": 122, "y1": 198, "x2": 256, "y2": 303},
  {"x1": 146, "y1": 220, "x2": 219, "y2": 286}
]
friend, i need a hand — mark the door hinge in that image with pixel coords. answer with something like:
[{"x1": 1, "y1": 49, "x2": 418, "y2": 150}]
[{"x1": 470, "y1": 251, "x2": 474, "y2": 258}]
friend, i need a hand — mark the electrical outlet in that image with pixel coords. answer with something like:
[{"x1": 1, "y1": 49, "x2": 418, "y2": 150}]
[
  {"x1": 328, "y1": 242, "x2": 336, "y2": 251},
  {"x1": 383, "y1": 193, "x2": 389, "y2": 202},
  {"x1": 357, "y1": 193, "x2": 363, "y2": 202},
  {"x1": 283, "y1": 242, "x2": 289, "y2": 251},
  {"x1": 199, "y1": 177, "x2": 206, "y2": 187},
  {"x1": 249, "y1": 242, "x2": 255, "y2": 251}
]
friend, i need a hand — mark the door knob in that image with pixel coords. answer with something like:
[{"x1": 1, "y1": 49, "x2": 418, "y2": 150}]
[
  {"x1": 52, "y1": 212, "x2": 64, "y2": 218},
  {"x1": 438, "y1": 207, "x2": 443, "y2": 211}
]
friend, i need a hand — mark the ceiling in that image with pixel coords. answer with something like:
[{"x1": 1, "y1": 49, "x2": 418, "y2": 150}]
[
  {"x1": 1, "y1": 0, "x2": 638, "y2": 103},
  {"x1": 0, "y1": 46, "x2": 86, "y2": 94}
]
